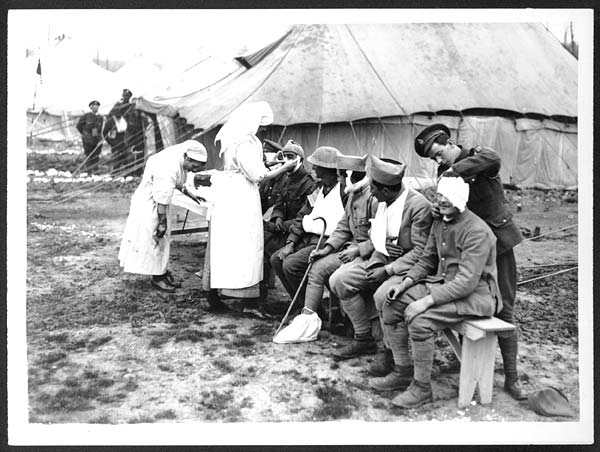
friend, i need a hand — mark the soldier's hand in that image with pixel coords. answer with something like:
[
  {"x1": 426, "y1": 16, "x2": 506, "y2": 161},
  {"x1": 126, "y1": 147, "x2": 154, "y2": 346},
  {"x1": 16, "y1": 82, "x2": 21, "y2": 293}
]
[
  {"x1": 276, "y1": 244, "x2": 294, "y2": 260},
  {"x1": 274, "y1": 217, "x2": 284, "y2": 232},
  {"x1": 386, "y1": 243, "x2": 404, "y2": 260},
  {"x1": 386, "y1": 278, "x2": 413, "y2": 304},
  {"x1": 365, "y1": 267, "x2": 387, "y2": 284},
  {"x1": 264, "y1": 221, "x2": 277, "y2": 233},
  {"x1": 308, "y1": 247, "x2": 330, "y2": 263},
  {"x1": 338, "y1": 245, "x2": 359, "y2": 263},
  {"x1": 431, "y1": 203, "x2": 441, "y2": 219},
  {"x1": 404, "y1": 295, "x2": 434, "y2": 325}
]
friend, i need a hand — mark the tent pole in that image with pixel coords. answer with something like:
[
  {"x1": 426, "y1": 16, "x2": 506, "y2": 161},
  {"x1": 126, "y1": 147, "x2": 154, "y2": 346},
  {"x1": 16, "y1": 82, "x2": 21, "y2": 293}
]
[{"x1": 316, "y1": 123, "x2": 322, "y2": 148}]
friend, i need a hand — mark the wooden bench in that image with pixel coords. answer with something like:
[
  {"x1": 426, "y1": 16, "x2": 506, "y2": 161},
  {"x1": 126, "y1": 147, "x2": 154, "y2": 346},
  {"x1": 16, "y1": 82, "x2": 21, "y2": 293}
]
[{"x1": 442, "y1": 317, "x2": 515, "y2": 408}]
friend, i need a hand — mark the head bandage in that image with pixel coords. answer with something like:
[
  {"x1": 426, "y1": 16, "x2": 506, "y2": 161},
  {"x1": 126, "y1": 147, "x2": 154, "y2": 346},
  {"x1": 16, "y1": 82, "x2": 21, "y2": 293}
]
[{"x1": 437, "y1": 176, "x2": 469, "y2": 212}]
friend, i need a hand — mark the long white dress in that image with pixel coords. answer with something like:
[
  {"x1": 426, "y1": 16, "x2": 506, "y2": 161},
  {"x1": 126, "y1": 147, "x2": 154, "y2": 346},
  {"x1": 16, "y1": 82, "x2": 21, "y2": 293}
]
[
  {"x1": 118, "y1": 145, "x2": 188, "y2": 275},
  {"x1": 209, "y1": 135, "x2": 267, "y2": 297}
]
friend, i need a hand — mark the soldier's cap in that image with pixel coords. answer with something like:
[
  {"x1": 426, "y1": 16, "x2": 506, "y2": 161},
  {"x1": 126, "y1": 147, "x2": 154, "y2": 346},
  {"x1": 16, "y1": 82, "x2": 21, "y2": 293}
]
[
  {"x1": 528, "y1": 387, "x2": 575, "y2": 417},
  {"x1": 89, "y1": 100, "x2": 100, "y2": 107},
  {"x1": 263, "y1": 139, "x2": 283, "y2": 152},
  {"x1": 414, "y1": 123, "x2": 451, "y2": 158},
  {"x1": 281, "y1": 140, "x2": 304, "y2": 159},
  {"x1": 307, "y1": 146, "x2": 342, "y2": 169},
  {"x1": 122, "y1": 89, "x2": 133, "y2": 97},
  {"x1": 184, "y1": 140, "x2": 207, "y2": 162},
  {"x1": 336, "y1": 154, "x2": 368, "y2": 171},
  {"x1": 366, "y1": 154, "x2": 406, "y2": 186}
]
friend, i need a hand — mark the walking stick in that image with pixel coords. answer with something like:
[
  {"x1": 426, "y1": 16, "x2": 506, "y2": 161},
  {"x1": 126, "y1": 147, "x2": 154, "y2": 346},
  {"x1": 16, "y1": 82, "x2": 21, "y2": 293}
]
[{"x1": 274, "y1": 217, "x2": 327, "y2": 337}]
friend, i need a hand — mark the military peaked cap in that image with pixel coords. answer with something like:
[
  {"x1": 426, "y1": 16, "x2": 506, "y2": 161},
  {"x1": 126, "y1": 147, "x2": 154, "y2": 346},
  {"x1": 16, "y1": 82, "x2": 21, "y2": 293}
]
[{"x1": 414, "y1": 123, "x2": 451, "y2": 157}]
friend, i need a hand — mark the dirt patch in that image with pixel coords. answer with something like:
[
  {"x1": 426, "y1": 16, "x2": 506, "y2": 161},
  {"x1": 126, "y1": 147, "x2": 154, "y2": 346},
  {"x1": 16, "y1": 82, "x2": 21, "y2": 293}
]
[{"x1": 25, "y1": 179, "x2": 580, "y2": 424}]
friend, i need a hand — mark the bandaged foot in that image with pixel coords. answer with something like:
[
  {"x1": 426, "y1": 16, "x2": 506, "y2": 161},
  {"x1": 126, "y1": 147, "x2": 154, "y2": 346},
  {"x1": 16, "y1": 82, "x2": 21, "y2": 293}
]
[{"x1": 273, "y1": 308, "x2": 322, "y2": 344}]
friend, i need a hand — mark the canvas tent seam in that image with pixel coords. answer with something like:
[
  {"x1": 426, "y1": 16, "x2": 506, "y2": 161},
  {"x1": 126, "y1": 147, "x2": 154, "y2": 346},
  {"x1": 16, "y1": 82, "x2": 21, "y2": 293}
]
[{"x1": 344, "y1": 24, "x2": 409, "y2": 119}]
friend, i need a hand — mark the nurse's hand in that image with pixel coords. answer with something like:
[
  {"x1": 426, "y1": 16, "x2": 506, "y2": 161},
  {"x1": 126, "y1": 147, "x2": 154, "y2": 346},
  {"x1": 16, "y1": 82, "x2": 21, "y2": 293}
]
[{"x1": 155, "y1": 222, "x2": 167, "y2": 239}]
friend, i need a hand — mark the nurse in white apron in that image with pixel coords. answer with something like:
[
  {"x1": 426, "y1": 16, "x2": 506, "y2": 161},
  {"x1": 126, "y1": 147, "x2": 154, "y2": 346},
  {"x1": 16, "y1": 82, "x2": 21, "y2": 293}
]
[
  {"x1": 118, "y1": 140, "x2": 208, "y2": 292},
  {"x1": 206, "y1": 102, "x2": 295, "y2": 306}
]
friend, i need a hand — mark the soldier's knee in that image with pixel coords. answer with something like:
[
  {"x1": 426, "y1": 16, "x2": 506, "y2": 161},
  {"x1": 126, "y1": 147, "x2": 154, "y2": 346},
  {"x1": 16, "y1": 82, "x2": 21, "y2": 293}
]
[
  {"x1": 407, "y1": 317, "x2": 432, "y2": 341},
  {"x1": 373, "y1": 284, "x2": 389, "y2": 312},
  {"x1": 380, "y1": 304, "x2": 400, "y2": 325},
  {"x1": 269, "y1": 252, "x2": 283, "y2": 273}
]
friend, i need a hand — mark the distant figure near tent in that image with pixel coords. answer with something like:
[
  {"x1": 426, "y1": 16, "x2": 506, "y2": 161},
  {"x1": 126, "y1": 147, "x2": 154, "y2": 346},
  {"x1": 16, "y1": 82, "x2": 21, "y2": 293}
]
[
  {"x1": 76, "y1": 100, "x2": 104, "y2": 175},
  {"x1": 118, "y1": 140, "x2": 208, "y2": 293},
  {"x1": 103, "y1": 89, "x2": 134, "y2": 174}
]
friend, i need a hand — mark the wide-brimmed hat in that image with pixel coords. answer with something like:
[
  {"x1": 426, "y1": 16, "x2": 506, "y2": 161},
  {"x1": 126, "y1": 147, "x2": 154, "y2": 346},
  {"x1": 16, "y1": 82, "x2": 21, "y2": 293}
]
[
  {"x1": 366, "y1": 154, "x2": 406, "y2": 186},
  {"x1": 336, "y1": 154, "x2": 367, "y2": 171},
  {"x1": 414, "y1": 123, "x2": 451, "y2": 157},
  {"x1": 307, "y1": 146, "x2": 341, "y2": 169}
]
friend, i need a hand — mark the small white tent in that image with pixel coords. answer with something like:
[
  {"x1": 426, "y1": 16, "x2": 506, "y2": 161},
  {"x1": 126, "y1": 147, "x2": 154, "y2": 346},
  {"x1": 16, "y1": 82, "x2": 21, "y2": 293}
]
[{"x1": 27, "y1": 39, "x2": 122, "y2": 142}]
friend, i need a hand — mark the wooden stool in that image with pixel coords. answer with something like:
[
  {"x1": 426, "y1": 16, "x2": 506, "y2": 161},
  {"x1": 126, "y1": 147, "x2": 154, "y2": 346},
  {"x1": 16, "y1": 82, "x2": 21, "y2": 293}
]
[{"x1": 443, "y1": 317, "x2": 516, "y2": 408}]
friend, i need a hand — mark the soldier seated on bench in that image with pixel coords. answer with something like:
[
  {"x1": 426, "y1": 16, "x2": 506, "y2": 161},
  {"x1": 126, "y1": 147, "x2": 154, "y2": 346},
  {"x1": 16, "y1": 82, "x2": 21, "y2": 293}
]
[{"x1": 373, "y1": 175, "x2": 503, "y2": 409}]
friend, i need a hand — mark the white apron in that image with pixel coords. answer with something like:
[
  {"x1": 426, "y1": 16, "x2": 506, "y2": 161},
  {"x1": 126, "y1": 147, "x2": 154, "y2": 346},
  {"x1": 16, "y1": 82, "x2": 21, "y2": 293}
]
[
  {"x1": 118, "y1": 147, "x2": 186, "y2": 275},
  {"x1": 209, "y1": 171, "x2": 264, "y2": 289}
]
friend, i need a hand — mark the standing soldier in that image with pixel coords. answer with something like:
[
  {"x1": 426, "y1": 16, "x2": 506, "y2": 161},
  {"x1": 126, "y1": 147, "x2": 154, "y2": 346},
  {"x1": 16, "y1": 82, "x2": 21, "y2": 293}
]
[
  {"x1": 76, "y1": 100, "x2": 104, "y2": 175},
  {"x1": 413, "y1": 123, "x2": 526, "y2": 400}
]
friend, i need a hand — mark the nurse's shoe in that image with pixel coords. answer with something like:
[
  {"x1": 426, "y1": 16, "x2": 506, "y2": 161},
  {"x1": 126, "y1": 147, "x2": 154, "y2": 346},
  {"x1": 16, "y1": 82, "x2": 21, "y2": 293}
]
[
  {"x1": 164, "y1": 270, "x2": 182, "y2": 288},
  {"x1": 151, "y1": 277, "x2": 176, "y2": 293}
]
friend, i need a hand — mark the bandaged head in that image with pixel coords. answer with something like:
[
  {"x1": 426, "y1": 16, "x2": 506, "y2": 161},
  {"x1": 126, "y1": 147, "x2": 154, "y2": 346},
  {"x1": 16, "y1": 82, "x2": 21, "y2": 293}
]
[{"x1": 436, "y1": 175, "x2": 469, "y2": 212}]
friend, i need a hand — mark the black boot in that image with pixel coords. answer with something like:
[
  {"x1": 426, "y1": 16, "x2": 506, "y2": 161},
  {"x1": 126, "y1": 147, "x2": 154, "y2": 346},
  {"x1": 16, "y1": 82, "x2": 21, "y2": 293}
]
[
  {"x1": 151, "y1": 275, "x2": 175, "y2": 293},
  {"x1": 369, "y1": 364, "x2": 413, "y2": 391},
  {"x1": 206, "y1": 289, "x2": 229, "y2": 313},
  {"x1": 333, "y1": 334, "x2": 377, "y2": 360},
  {"x1": 164, "y1": 270, "x2": 182, "y2": 288},
  {"x1": 367, "y1": 348, "x2": 395, "y2": 377},
  {"x1": 498, "y1": 333, "x2": 527, "y2": 400}
]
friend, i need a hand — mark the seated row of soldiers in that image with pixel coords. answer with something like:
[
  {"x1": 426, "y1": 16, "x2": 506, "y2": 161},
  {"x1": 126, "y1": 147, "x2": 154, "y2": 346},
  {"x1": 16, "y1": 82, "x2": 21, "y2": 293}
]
[{"x1": 255, "y1": 124, "x2": 525, "y2": 408}]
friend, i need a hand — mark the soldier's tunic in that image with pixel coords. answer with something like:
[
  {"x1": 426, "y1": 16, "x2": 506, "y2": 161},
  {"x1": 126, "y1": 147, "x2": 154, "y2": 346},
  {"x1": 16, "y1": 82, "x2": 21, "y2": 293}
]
[
  {"x1": 439, "y1": 146, "x2": 522, "y2": 323},
  {"x1": 264, "y1": 166, "x2": 316, "y2": 259},
  {"x1": 76, "y1": 112, "x2": 104, "y2": 173}
]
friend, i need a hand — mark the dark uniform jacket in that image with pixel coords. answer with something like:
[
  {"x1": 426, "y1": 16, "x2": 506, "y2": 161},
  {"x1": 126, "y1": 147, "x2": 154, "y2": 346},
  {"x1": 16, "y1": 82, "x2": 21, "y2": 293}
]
[
  {"x1": 260, "y1": 171, "x2": 288, "y2": 214},
  {"x1": 270, "y1": 166, "x2": 316, "y2": 227},
  {"x1": 285, "y1": 181, "x2": 348, "y2": 248},
  {"x1": 439, "y1": 146, "x2": 523, "y2": 256},
  {"x1": 406, "y1": 209, "x2": 503, "y2": 317},
  {"x1": 363, "y1": 188, "x2": 433, "y2": 274},
  {"x1": 325, "y1": 182, "x2": 378, "y2": 255},
  {"x1": 76, "y1": 112, "x2": 104, "y2": 145}
]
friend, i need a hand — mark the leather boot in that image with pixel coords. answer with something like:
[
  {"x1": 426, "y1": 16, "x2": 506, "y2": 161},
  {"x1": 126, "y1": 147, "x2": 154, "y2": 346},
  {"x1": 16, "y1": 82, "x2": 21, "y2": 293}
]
[
  {"x1": 206, "y1": 289, "x2": 229, "y2": 313},
  {"x1": 391, "y1": 379, "x2": 433, "y2": 408},
  {"x1": 367, "y1": 348, "x2": 395, "y2": 377},
  {"x1": 498, "y1": 333, "x2": 527, "y2": 400},
  {"x1": 164, "y1": 270, "x2": 182, "y2": 288},
  {"x1": 151, "y1": 275, "x2": 175, "y2": 293},
  {"x1": 369, "y1": 364, "x2": 413, "y2": 391},
  {"x1": 333, "y1": 334, "x2": 377, "y2": 360}
]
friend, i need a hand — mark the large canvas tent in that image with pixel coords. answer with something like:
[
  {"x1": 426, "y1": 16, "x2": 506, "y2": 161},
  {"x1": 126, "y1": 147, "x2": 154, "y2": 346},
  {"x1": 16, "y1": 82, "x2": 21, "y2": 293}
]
[{"x1": 144, "y1": 23, "x2": 578, "y2": 189}]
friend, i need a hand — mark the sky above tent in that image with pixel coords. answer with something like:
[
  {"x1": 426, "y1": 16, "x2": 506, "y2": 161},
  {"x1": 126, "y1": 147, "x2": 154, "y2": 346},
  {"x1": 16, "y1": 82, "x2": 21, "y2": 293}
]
[{"x1": 12, "y1": 9, "x2": 581, "y2": 67}]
